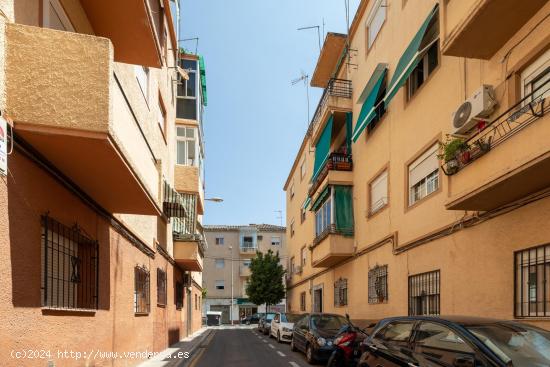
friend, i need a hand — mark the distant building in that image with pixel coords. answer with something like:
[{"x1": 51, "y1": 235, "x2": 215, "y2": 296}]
[{"x1": 203, "y1": 224, "x2": 287, "y2": 323}]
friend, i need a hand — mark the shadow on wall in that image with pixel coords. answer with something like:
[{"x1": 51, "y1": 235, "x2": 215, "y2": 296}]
[{"x1": 8, "y1": 151, "x2": 111, "y2": 311}]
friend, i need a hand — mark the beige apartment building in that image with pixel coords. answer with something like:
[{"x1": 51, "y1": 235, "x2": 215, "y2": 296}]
[
  {"x1": 284, "y1": 0, "x2": 550, "y2": 331},
  {"x1": 203, "y1": 224, "x2": 287, "y2": 323},
  {"x1": 0, "y1": 0, "x2": 208, "y2": 365}
]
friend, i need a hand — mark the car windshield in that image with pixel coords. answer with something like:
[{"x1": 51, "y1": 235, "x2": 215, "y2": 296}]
[
  {"x1": 311, "y1": 315, "x2": 348, "y2": 331},
  {"x1": 467, "y1": 323, "x2": 550, "y2": 366},
  {"x1": 265, "y1": 313, "x2": 276, "y2": 321},
  {"x1": 281, "y1": 314, "x2": 303, "y2": 323}
]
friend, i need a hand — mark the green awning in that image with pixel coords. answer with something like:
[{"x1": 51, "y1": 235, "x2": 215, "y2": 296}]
[
  {"x1": 352, "y1": 64, "x2": 387, "y2": 142},
  {"x1": 302, "y1": 197, "x2": 312, "y2": 210},
  {"x1": 383, "y1": 4, "x2": 439, "y2": 107},
  {"x1": 345, "y1": 112, "x2": 353, "y2": 154},
  {"x1": 310, "y1": 186, "x2": 330, "y2": 212},
  {"x1": 334, "y1": 185, "x2": 354, "y2": 236},
  {"x1": 311, "y1": 116, "x2": 334, "y2": 182},
  {"x1": 199, "y1": 55, "x2": 208, "y2": 106}
]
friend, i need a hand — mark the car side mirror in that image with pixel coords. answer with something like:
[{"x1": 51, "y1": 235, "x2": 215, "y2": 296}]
[{"x1": 453, "y1": 355, "x2": 475, "y2": 367}]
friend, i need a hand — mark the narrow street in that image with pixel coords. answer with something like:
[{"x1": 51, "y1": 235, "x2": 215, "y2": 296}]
[{"x1": 190, "y1": 327, "x2": 309, "y2": 367}]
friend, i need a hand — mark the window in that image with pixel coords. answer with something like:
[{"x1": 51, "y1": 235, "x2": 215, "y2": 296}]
[
  {"x1": 300, "y1": 292, "x2": 306, "y2": 311},
  {"x1": 409, "y1": 270, "x2": 440, "y2": 316},
  {"x1": 515, "y1": 244, "x2": 550, "y2": 317},
  {"x1": 177, "y1": 58, "x2": 198, "y2": 120},
  {"x1": 135, "y1": 66, "x2": 150, "y2": 103},
  {"x1": 41, "y1": 215, "x2": 99, "y2": 310},
  {"x1": 42, "y1": 0, "x2": 75, "y2": 31},
  {"x1": 135, "y1": 266, "x2": 151, "y2": 314},
  {"x1": 243, "y1": 259, "x2": 251, "y2": 268},
  {"x1": 408, "y1": 143, "x2": 439, "y2": 206},
  {"x1": 300, "y1": 157, "x2": 306, "y2": 180},
  {"x1": 415, "y1": 322, "x2": 474, "y2": 356},
  {"x1": 366, "y1": 0, "x2": 386, "y2": 49},
  {"x1": 407, "y1": 17, "x2": 439, "y2": 99},
  {"x1": 334, "y1": 278, "x2": 348, "y2": 307},
  {"x1": 176, "y1": 126, "x2": 198, "y2": 166},
  {"x1": 301, "y1": 247, "x2": 307, "y2": 267},
  {"x1": 290, "y1": 220, "x2": 295, "y2": 237},
  {"x1": 290, "y1": 182, "x2": 295, "y2": 199},
  {"x1": 215, "y1": 280, "x2": 225, "y2": 290},
  {"x1": 257, "y1": 235, "x2": 263, "y2": 241},
  {"x1": 370, "y1": 170, "x2": 388, "y2": 214},
  {"x1": 175, "y1": 281, "x2": 183, "y2": 310},
  {"x1": 158, "y1": 99, "x2": 166, "y2": 135},
  {"x1": 300, "y1": 207, "x2": 306, "y2": 223},
  {"x1": 195, "y1": 294, "x2": 198, "y2": 310},
  {"x1": 157, "y1": 268, "x2": 167, "y2": 306},
  {"x1": 315, "y1": 197, "x2": 332, "y2": 237},
  {"x1": 521, "y1": 48, "x2": 550, "y2": 103},
  {"x1": 271, "y1": 236, "x2": 281, "y2": 246},
  {"x1": 375, "y1": 321, "x2": 415, "y2": 342},
  {"x1": 368, "y1": 265, "x2": 388, "y2": 304},
  {"x1": 290, "y1": 257, "x2": 295, "y2": 275},
  {"x1": 215, "y1": 237, "x2": 224, "y2": 245},
  {"x1": 242, "y1": 236, "x2": 254, "y2": 249},
  {"x1": 215, "y1": 259, "x2": 225, "y2": 269}
]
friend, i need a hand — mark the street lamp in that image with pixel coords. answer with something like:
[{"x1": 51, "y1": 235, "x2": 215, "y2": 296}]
[
  {"x1": 228, "y1": 245, "x2": 234, "y2": 325},
  {"x1": 205, "y1": 197, "x2": 223, "y2": 202}
]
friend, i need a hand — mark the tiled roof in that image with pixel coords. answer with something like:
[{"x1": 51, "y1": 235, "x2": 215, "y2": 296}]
[{"x1": 203, "y1": 224, "x2": 286, "y2": 232}]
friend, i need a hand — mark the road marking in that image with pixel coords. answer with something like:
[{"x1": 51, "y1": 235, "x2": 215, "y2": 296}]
[
  {"x1": 262, "y1": 339, "x2": 268, "y2": 343},
  {"x1": 188, "y1": 331, "x2": 216, "y2": 367},
  {"x1": 289, "y1": 362, "x2": 300, "y2": 367},
  {"x1": 277, "y1": 351, "x2": 286, "y2": 357},
  {"x1": 268, "y1": 344, "x2": 275, "y2": 349}
]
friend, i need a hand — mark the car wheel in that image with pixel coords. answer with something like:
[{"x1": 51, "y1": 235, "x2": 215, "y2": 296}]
[
  {"x1": 277, "y1": 331, "x2": 281, "y2": 343},
  {"x1": 306, "y1": 344, "x2": 316, "y2": 365},
  {"x1": 290, "y1": 338, "x2": 297, "y2": 352}
]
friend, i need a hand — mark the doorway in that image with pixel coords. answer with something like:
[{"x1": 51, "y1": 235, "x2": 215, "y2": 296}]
[{"x1": 313, "y1": 285, "x2": 323, "y2": 313}]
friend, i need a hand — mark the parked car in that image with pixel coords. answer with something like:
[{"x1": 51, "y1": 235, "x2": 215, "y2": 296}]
[
  {"x1": 291, "y1": 313, "x2": 348, "y2": 364},
  {"x1": 359, "y1": 316, "x2": 550, "y2": 367},
  {"x1": 270, "y1": 313, "x2": 305, "y2": 343},
  {"x1": 242, "y1": 313, "x2": 261, "y2": 325},
  {"x1": 258, "y1": 312, "x2": 276, "y2": 335}
]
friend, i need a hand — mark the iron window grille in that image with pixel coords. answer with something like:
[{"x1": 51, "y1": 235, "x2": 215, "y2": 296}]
[
  {"x1": 515, "y1": 244, "x2": 550, "y2": 318},
  {"x1": 41, "y1": 215, "x2": 99, "y2": 310},
  {"x1": 334, "y1": 278, "x2": 348, "y2": 307},
  {"x1": 157, "y1": 268, "x2": 167, "y2": 307},
  {"x1": 134, "y1": 266, "x2": 150, "y2": 314},
  {"x1": 408, "y1": 270, "x2": 440, "y2": 316},
  {"x1": 175, "y1": 281, "x2": 184, "y2": 310},
  {"x1": 368, "y1": 265, "x2": 388, "y2": 304},
  {"x1": 300, "y1": 292, "x2": 306, "y2": 311}
]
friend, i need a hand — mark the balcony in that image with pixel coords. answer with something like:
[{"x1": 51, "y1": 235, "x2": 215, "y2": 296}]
[
  {"x1": 311, "y1": 225, "x2": 354, "y2": 268},
  {"x1": 444, "y1": 81, "x2": 550, "y2": 211},
  {"x1": 80, "y1": 0, "x2": 163, "y2": 67},
  {"x1": 174, "y1": 239, "x2": 204, "y2": 272},
  {"x1": 441, "y1": 0, "x2": 547, "y2": 59},
  {"x1": 239, "y1": 266, "x2": 251, "y2": 277},
  {"x1": 240, "y1": 246, "x2": 257, "y2": 256},
  {"x1": 6, "y1": 24, "x2": 160, "y2": 215},
  {"x1": 174, "y1": 165, "x2": 205, "y2": 214},
  {"x1": 309, "y1": 153, "x2": 353, "y2": 197},
  {"x1": 308, "y1": 79, "x2": 352, "y2": 144}
]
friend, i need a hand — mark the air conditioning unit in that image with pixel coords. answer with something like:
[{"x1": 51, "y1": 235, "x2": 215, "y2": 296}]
[{"x1": 451, "y1": 85, "x2": 496, "y2": 135}]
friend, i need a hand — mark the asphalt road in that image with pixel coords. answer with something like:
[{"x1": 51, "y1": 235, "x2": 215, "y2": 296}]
[{"x1": 190, "y1": 326, "x2": 313, "y2": 367}]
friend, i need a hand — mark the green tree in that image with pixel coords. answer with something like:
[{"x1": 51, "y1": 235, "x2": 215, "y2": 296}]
[{"x1": 246, "y1": 250, "x2": 286, "y2": 312}]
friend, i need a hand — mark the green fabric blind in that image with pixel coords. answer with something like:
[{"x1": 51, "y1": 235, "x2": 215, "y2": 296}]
[
  {"x1": 311, "y1": 116, "x2": 334, "y2": 182},
  {"x1": 199, "y1": 55, "x2": 208, "y2": 106},
  {"x1": 383, "y1": 4, "x2": 439, "y2": 107},
  {"x1": 352, "y1": 64, "x2": 387, "y2": 142},
  {"x1": 302, "y1": 196, "x2": 312, "y2": 210},
  {"x1": 310, "y1": 186, "x2": 330, "y2": 212},
  {"x1": 345, "y1": 112, "x2": 353, "y2": 154},
  {"x1": 334, "y1": 186, "x2": 354, "y2": 236}
]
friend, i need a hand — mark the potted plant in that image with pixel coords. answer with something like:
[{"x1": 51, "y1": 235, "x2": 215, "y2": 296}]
[
  {"x1": 475, "y1": 136, "x2": 492, "y2": 154},
  {"x1": 439, "y1": 137, "x2": 468, "y2": 175}
]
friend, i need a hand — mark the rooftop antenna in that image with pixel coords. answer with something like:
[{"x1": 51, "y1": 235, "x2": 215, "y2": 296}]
[
  {"x1": 291, "y1": 71, "x2": 311, "y2": 128},
  {"x1": 344, "y1": 0, "x2": 358, "y2": 73},
  {"x1": 274, "y1": 210, "x2": 283, "y2": 227},
  {"x1": 180, "y1": 37, "x2": 199, "y2": 54},
  {"x1": 297, "y1": 25, "x2": 322, "y2": 54}
]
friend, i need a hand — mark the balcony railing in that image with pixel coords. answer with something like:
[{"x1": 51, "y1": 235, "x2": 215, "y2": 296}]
[
  {"x1": 307, "y1": 78, "x2": 352, "y2": 137},
  {"x1": 312, "y1": 224, "x2": 354, "y2": 248},
  {"x1": 309, "y1": 152, "x2": 353, "y2": 196},
  {"x1": 442, "y1": 80, "x2": 549, "y2": 176},
  {"x1": 240, "y1": 246, "x2": 257, "y2": 254}
]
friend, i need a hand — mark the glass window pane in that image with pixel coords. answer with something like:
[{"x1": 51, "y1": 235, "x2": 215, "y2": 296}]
[
  {"x1": 187, "y1": 72, "x2": 196, "y2": 97},
  {"x1": 186, "y1": 128, "x2": 195, "y2": 138},
  {"x1": 177, "y1": 98, "x2": 197, "y2": 120},
  {"x1": 415, "y1": 322, "x2": 473, "y2": 354},
  {"x1": 182, "y1": 59, "x2": 197, "y2": 71},
  {"x1": 187, "y1": 140, "x2": 196, "y2": 165},
  {"x1": 177, "y1": 141, "x2": 186, "y2": 165},
  {"x1": 177, "y1": 127, "x2": 186, "y2": 137}
]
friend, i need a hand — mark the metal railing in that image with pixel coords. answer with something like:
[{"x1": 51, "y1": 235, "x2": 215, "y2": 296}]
[
  {"x1": 309, "y1": 152, "x2": 353, "y2": 196},
  {"x1": 442, "y1": 79, "x2": 549, "y2": 175},
  {"x1": 312, "y1": 224, "x2": 354, "y2": 248},
  {"x1": 307, "y1": 78, "x2": 352, "y2": 137},
  {"x1": 240, "y1": 245, "x2": 257, "y2": 254}
]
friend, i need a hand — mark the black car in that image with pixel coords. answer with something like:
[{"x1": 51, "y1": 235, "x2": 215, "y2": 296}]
[
  {"x1": 359, "y1": 316, "x2": 550, "y2": 367},
  {"x1": 291, "y1": 313, "x2": 348, "y2": 364},
  {"x1": 242, "y1": 313, "x2": 261, "y2": 325}
]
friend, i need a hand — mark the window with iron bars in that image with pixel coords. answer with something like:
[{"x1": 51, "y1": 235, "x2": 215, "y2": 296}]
[
  {"x1": 515, "y1": 244, "x2": 550, "y2": 317},
  {"x1": 368, "y1": 265, "x2": 388, "y2": 304},
  {"x1": 135, "y1": 266, "x2": 150, "y2": 314},
  {"x1": 334, "y1": 278, "x2": 348, "y2": 307},
  {"x1": 157, "y1": 268, "x2": 167, "y2": 307},
  {"x1": 175, "y1": 281, "x2": 184, "y2": 310},
  {"x1": 408, "y1": 270, "x2": 440, "y2": 316},
  {"x1": 41, "y1": 215, "x2": 99, "y2": 310},
  {"x1": 300, "y1": 291, "x2": 306, "y2": 311}
]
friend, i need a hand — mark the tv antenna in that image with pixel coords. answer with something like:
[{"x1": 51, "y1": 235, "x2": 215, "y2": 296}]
[
  {"x1": 180, "y1": 37, "x2": 199, "y2": 54},
  {"x1": 274, "y1": 210, "x2": 283, "y2": 227},
  {"x1": 297, "y1": 25, "x2": 322, "y2": 54},
  {"x1": 291, "y1": 71, "x2": 311, "y2": 128}
]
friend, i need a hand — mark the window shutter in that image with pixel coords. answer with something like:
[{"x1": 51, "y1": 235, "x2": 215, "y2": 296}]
[{"x1": 409, "y1": 144, "x2": 438, "y2": 187}]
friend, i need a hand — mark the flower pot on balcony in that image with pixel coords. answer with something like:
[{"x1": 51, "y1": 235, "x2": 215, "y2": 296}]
[
  {"x1": 445, "y1": 158, "x2": 459, "y2": 175},
  {"x1": 459, "y1": 149, "x2": 471, "y2": 164}
]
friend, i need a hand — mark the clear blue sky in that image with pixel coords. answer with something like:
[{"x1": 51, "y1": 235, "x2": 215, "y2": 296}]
[{"x1": 179, "y1": 0, "x2": 360, "y2": 226}]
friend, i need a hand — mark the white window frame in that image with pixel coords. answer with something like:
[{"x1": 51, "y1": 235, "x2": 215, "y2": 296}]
[
  {"x1": 176, "y1": 126, "x2": 199, "y2": 166},
  {"x1": 366, "y1": 0, "x2": 386, "y2": 50},
  {"x1": 271, "y1": 236, "x2": 281, "y2": 246},
  {"x1": 215, "y1": 237, "x2": 224, "y2": 245},
  {"x1": 370, "y1": 170, "x2": 388, "y2": 214},
  {"x1": 315, "y1": 195, "x2": 332, "y2": 237},
  {"x1": 408, "y1": 143, "x2": 439, "y2": 206},
  {"x1": 215, "y1": 259, "x2": 225, "y2": 269},
  {"x1": 42, "y1": 0, "x2": 75, "y2": 31},
  {"x1": 215, "y1": 280, "x2": 225, "y2": 290},
  {"x1": 521, "y1": 48, "x2": 550, "y2": 103}
]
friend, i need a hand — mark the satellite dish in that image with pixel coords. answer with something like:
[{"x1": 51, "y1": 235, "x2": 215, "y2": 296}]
[{"x1": 453, "y1": 101, "x2": 472, "y2": 129}]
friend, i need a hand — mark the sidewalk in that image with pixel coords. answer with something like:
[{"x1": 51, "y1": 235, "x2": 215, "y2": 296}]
[{"x1": 137, "y1": 327, "x2": 211, "y2": 367}]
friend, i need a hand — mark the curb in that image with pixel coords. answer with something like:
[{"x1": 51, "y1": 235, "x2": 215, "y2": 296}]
[{"x1": 176, "y1": 328, "x2": 213, "y2": 367}]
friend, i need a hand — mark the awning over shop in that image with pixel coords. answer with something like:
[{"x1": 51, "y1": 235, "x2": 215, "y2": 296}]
[
  {"x1": 383, "y1": 4, "x2": 439, "y2": 107},
  {"x1": 310, "y1": 186, "x2": 330, "y2": 212},
  {"x1": 352, "y1": 64, "x2": 387, "y2": 142},
  {"x1": 311, "y1": 116, "x2": 334, "y2": 182}
]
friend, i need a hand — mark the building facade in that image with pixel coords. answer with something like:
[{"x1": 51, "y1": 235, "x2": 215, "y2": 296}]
[
  {"x1": 284, "y1": 0, "x2": 550, "y2": 330},
  {"x1": 203, "y1": 224, "x2": 287, "y2": 324},
  {"x1": 0, "y1": 0, "x2": 208, "y2": 366}
]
